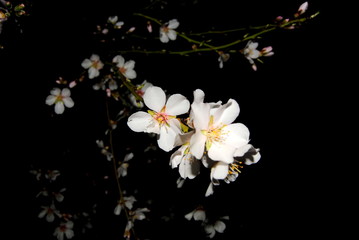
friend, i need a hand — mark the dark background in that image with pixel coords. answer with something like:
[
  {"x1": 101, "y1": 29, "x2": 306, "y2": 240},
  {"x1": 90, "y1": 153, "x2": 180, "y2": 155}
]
[{"x1": 2, "y1": 0, "x2": 344, "y2": 239}]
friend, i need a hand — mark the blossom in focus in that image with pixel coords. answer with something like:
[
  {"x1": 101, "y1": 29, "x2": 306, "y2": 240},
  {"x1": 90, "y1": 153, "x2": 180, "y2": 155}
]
[
  {"x1": 112, "y1": 55, "x2": 137, "y2": 79},
  {"x1": 38, "y1": 203, "x2": 61, "y2": 222},
  {"x1": 127, "y1": 86, "x2": 190, "y2": 152},
  {"x1": 46, "y1": 88, "x2": 74, "y2": 114},
  {"x1": 81, "y1": 54, "x2": 104, "y2": 79},
  {"x1": 159, "y1": 19, "x2": 179, "y2": 43},
  {"x1": 190, "y1": 89, "x2": 250, "y2": 164},
  {"x1": 170, "y1": 133, "x2": 200, "y2": 179},
  {"x1": 53, "y1": 221, "x2": 74, "y2": 240}
]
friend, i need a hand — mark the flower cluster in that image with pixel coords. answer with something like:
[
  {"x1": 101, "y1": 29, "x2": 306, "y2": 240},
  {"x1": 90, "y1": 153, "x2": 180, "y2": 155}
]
[{"x1": 127, "y1": 86, "x2": 261, "y2": 196}]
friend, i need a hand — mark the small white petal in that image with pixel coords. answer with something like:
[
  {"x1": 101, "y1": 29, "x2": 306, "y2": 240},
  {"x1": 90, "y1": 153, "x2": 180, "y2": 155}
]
[
  {"x1": 168, "y1": 19, "x2": 179, "y2": 29},
  {"x1": 166, "y1": 94, "x2": 190, "y2": 116},
  {"x1": 55, "y1": 102, "x2": 65, "y2": 114},
  {"x1": 127, "y1": 111, "x2": 156, "y2": 133},
  {"x1": 63, "y1": 98, "x2": 74, "y2": 108},
  {"x1": 157, "y1": 125, "x2": 177, "y2": 152},
  {"x1": 214, "y1": 220, "x2": 226, "y2": 233},
  {"x1": 184, "y1": 211, "x2": 194, "y2": 220},
  {"x1": 193, "y1": 210, "x2": 206, "y2": 221},
  {"x1": 160, "y1": 31, "x2": 169, "y2": 43},
  {"x1": 81, "y1": 59, "x2": 92, "y2": 69},
  {"x1": 88, "y1": 68, "x2": 99, "y2": 79},
  {"x1": 143, "y1": 86, "x2": 166, "y2": 112},
  {"x1": 46, "y1": 95, "x2": 57, "y2": 105},
  {"x1": 211, "y1": 162, "x2": 229, "y2": 180},
  {"x1": 124, "y1": 69, "x2": 137, "y2": 79},
  {"x1": 167, "y1": 29, "x2": 177, "y2": 40},
  {"x1": 205, "y1": 183, "x2": 214, "y2": 197}
]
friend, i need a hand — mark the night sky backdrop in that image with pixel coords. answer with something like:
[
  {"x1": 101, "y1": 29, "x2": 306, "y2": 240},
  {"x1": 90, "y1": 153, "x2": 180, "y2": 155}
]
[{"x1": 2, "y1": 0, "x2": 342, "y2": 239}]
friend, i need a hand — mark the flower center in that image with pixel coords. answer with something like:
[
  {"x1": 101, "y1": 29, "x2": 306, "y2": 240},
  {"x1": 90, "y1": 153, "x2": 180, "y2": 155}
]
[
  {"x1": 148, "y1": 107, "x2": 174, "y2": 126},
  {"x1": 201, "y1": 116, "x2": 227, "y2": 150}
]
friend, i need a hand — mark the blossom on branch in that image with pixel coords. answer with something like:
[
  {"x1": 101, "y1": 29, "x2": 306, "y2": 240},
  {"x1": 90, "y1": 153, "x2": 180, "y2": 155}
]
[
  {"x1": 112, "y1": 55, "x2": 137, "y2": 79},
  {"x1": 46, "y1": 88, "x2": 74, "y2": 114},
  {"x1": 127, "y1": 86, "x2": 190, "y2": 152},
  {"x1": 81, "y1": 54, "x2": 104, "y2": 79},
  {"x1": 53, "y1": 221, "x2": 74, "y2": 240},
  {"x1": 159, "y1": 19, "x2": 179, "y2": 43}
]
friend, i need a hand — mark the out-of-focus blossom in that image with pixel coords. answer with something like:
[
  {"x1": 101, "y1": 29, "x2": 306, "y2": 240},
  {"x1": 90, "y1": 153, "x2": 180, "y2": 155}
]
[
  {"x1": 46, "y1": 88, "x2": 74, "y2": 114},
  {"x1": 159, "y1": 19, "x2": 179, "y2": 43},
  {"x1": 114, "y1": 195, "x2": 137, "y2": 216},
  {"x1": 129, "y1": 207, "x2": 150, "y2": 221},
  {"x1": 204, "y1": 216, "x2": 229, "y2": 238},
  {"x1": 184, "y1": 207, "x2": 206, "y2": 221},
  {"x1": 108, "y1": 15, "x2": 124, "y2": 29},
  {"x1": 81, "y1": 54, "x2": 104, "y2": 79},
  {"x1": 112, "y1": 55, "x2": 137, "y2": 79},
  {"x1": 241, "y1": 41, "x2": 274, "y2": 71},
  {"x1": 45, "y1": 170, "x2": 61, "y2": 181},
  {"x1": 96, "y1": 140, "x2": 113, "y2": 161},
  {"x1": 127, "y1": 86, "x2": 190, "y2": 152},
  {"x1": 53, "y1": 221, "x2": 74, "y2": 240},
  {"x1": 53, "y1": 188, "x2": 66, "y2": 202},
  {"x1": 117, "y1": 152, "x2": 134, "y2": 177},
  {"x1": 295, "y1": 2, "x2": 308, "y2": 17},
  {"x1": 218, "y1": 51, "x2": 230, "y2": 69},
  {"x1": 129, "y1": 80, "x2": 153, "y2": 108},
  {"x1": 38, "y1": 203, "x2": 61, "y2": 222}
]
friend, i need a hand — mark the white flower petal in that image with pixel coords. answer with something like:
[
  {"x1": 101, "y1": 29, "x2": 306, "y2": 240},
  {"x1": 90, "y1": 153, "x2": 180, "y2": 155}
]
[
  {"x1": 160, "y1": 31, "x2": 169, "y2": 43},
  {"x1": 168, "y1": 19, "x2": 179, "y2": 29},
  {"x1": 233, "y1": 144, "x2": 252, "y2": 157},
  {"x1": 50, "y1": 88, "x2": 61, "y2": 96},
  {"x1": 88, "y1": 68, "x2": 99, "y2": 79},
  {"x1": 214, "y1": 220, "x2": 226, "y2": 233},
  {"x1": 61, "y1": 88, "x2": 71, "y2": 97},
  {"x1": 124, "y1": 60, "x2": 135, "y2": 70},
  {"x1": 127, "y1": 111, "x2": 157, "y2": 133},
  {"x1": 184, "y1": 211, "x2": 194, "y2": 220},
  {"x1": 223, "y1": 123, "x2": 250, "y2": 147},
  {"x1": 205, "y1": 183, "x2": 214, "y2": 197},
  {"x1": 90, "y1": 54, "x2": 100, "y2": 61},
  {"x1": 81, "y1": 59, "x2": 92, "y2": 69},
  {"x1": 143, "y1": 86, "x2": 166, "y2": 112},
  {"x1": 55, "y1": 102, "x2": 65, "y2": 114},
  {"x1": 189, "y1": 131, "x2": 207, "y2": 159},
  {"x1": 208, "y1": 142, "x2": 235, "y2": 163},
  {"x1": 124, "y1": 69, "x2": 137, "y2": 79},
  {"x1": 46, "y1": 95, "x2": 57, "y2": 105},
  {"x1": 63, "y1": 98, "x2": 74, "y2": 108},
  {"x1": 193, "y1": 210, "x2": 206, "y2": 221},
  {"x1": 157, "y1": 125, "x2": 177, "y2": 152},
  {"x1": 113, "y1": 55, "x2": 125, "y2": 67},
  {"x1": 165, "y1": 94, "x2": 190, "y2": 116},
  {"x1": 211, "y1": 162, "x2": 229, "y2": 180},
  {"x1": 213, "y1": 99, "x2": 240, "y2": 126},
  {"x1": 167, "y1": 29, "x2": 177, "y2": 40}
]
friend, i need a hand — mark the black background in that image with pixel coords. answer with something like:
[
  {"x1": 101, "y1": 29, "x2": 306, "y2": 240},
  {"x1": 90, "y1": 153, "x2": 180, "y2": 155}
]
[{"x1": 2, "y1": 0, "x2": 344, "y2": 239}]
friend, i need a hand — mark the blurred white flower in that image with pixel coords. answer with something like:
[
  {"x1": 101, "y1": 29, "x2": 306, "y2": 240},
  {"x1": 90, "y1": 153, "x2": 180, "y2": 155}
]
[
  {"x1": 184, "y1": 207, "x2": 206, "y2": 221},
  {"x1": 117, "y1": 152, "x2": 134, "y2": 177},
  {"x1": 204, "y1": 217, "x2": 228, "y2": 238},
  {"x1": 53, "y1": 221, "x2": 74, "y2": 240},
  {"x1": 81, "y1": 54, "x2": 104, "y2": 79},
  {"x1": 129, "y1": 80, "x2": 153, "y2": 108},
  {"x1": 46, "y1": 88, "x2": 74, "y2": 114},
  {"x1": 160, "y1": 19, "x2": 179, "y2": 43},
  {"x1": 114, "y1": 195, "x2": 137, "y2": 216},
  {"x1": 38, "y1": 203, "x2": 61, "y2": 222},
  {"x1": 112, "y1": 55, "x2": 137, "y2": 79}
]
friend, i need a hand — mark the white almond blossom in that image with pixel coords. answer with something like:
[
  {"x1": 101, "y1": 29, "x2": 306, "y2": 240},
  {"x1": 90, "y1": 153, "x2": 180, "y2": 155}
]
[
  {"x1": 81, "y1": 54, "x2": 104, "y2": 79},
  {"x1": 159, "y1": 19, "x2": 179, "y2": 43},
  {"x1": 204, "y1": 216, "x2": 229, "y2": 238},
  {"x1": 190, "y1": 89, "x2": 250, "y2": 164},
  {"x1": 53, "y1": 221, "x2": 74, "y2": 240},
  {"x1": 170, "y1": 132, "x2": 200, "y2": 179},
  {"x1": 112, "y1": 55, "x2": 137, "y2": 79},
  {"x1": 114, "y1": 195, "x2": 137, "y2": 216},
  {"x1": 127, "y1": 86, "x2": 190, "y2": 152},
  {"x1": 117, "y1": 152, "x2": 134, "y2": 177},
  {"x1": 242, "y1": 41, "x2": 274, "y2": 71},
  {"x1": 46, "y1": 88, "x2": 74, "y2": 114},
  {"x1": 38, "y1": 203, "x2": 61, "y2": 222}
]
